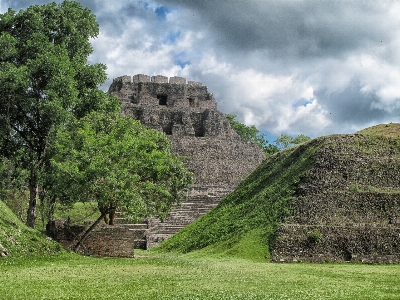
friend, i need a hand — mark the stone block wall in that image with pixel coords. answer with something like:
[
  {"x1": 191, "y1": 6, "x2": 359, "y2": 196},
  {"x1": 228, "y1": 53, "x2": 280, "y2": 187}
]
[
  {"x1": 122, "y1": 107, "x2": 237, "y2": 138},
  {"x1": 133, "y1": 74, "x2": 150, "y2": 83},
  {"x1": 46, "y1": 220, "x2": 140, "y2": 257},
  {"x1": 109, "y1": 75, "x2": 217, "y2": 110},
  {"x1": 169, "y1": 76, "x2": 186, "y2": 84},
  {"x1": 272, "y1": 224, "x2": 400, "y2": 263},
  {"x1": 188, "y1": 81, "x2": 203, "y2": 87},
  {"x1": 151, "y1": 75, "x2": 168, "y2": 83},
  {"x1": 271, "y1": 134, "x2": 400, "y2": 263}
]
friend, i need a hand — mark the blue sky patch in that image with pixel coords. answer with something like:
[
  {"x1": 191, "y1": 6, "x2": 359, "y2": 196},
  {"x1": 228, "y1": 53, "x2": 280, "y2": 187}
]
[
  {"x1": 293, "y1": 98, "x2": 314, "y2": 108},
  {"x1": 155, "y1": 5, "x2": 170, "y2": 20},
  {"x1": 163, "y1": 30, "x2": 181, "y2": 44},
  {"x1": 174, "y1": 51, "x2": 191, "y2": 68}
]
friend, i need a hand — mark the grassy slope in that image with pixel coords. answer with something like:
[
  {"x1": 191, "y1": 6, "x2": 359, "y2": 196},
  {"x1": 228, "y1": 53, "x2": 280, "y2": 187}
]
[
  {"x1": 0, "y1": 200, "x2": 69, "y2": 264},
  {"x1": 156, "y1": 123, "x2": 400, "y2": 260},
  {"x1": 156, "y1": 140, "x2": 317, "y2": 259}
]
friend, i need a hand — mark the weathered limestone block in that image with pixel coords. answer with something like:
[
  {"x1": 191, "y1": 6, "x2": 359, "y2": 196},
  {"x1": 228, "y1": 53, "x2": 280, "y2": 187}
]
[
  {"x1": 0, "y1": 243, "x2": 8, "y2": 257},
  {"x1": 169, "y1": 76, "x2": 186, "y2": 84},
  {"x1": 151, "y1": 75, "x2": 168, "y2": 83},
  {"x1": 188, "y1": 80, "x2": 202, "y2": 87},
  {"x1": 133, "y1": 74, "x2": 150, "y2": 83}
]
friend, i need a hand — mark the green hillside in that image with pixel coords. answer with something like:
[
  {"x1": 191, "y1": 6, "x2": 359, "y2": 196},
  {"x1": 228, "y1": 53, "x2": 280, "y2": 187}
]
[
  {"x1": 157, "y1": 123, "x2": 400, "y2": 262},
  {"x1": 156, "y1": 139, "x2": 317, "y2": 260},
  {"x1": 0, "y1": 200, "x2": 68, "y2": 264}
]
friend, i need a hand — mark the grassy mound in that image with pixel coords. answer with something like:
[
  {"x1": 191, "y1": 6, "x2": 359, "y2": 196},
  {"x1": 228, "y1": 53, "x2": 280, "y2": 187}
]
[
  {"x1": 156, "y1": 123, "x2": 400, "y2": 261},
  {"x1": 156, "y1": 141, "x2": 317, "y2": 260},
  {"x1": 0, "y1": 200, "x2": 69, "y2": 264}
]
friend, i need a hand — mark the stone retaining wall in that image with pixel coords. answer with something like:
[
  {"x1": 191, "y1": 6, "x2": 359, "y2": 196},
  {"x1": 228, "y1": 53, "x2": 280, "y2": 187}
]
[
  {"x1": 46, "y1": 220, "x2": 137, "y2": 257},
  {"x1": 272, "y1": 134, "x2": 400, "y2": 263}
]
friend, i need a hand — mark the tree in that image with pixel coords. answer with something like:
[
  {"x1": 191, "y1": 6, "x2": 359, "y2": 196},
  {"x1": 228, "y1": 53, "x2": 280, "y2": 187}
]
[
  {"x1": 292, "y1": 134, "x2": 312, "y2": 145},
  {"x1": 274, "y1": 133, "x2": 311, "y2": 149},
  {"x1": 225, "y1": 115, "x2": 311, "y2": 153},
  {"x1": 0, "y1": 1, "x2": 120, "y2": 227},
  {"x1": 225, "y1": 114, "x2": 279, "y2": 155},
  {"x1": 49, "y1": 112, "x2": 193, "y2": 251},
  {"x1": 274, "y1": 134, "x2": 294, "y2": 149}
]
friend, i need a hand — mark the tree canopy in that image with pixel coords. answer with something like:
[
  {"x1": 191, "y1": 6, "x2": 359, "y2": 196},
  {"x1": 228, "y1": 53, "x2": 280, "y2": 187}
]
[
  {"x1": 226, "y1": 114, "x2": 311, "y2": 154},
  {"x1": 0, "y1": 1, "x2": 119, "y2": 227},
  {"x1": 49, "y1": 112, "x2": 193, "y2": 248}
]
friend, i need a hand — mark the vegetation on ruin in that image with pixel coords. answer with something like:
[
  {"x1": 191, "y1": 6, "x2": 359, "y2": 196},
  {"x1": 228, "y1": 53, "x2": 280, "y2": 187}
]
[
  {"x1": 274, "y1": 133, "x2": 312, "y2": 149},
  {"x1": 0, "y1": 200, "x2": 70, "y2": 262},
  {"x1": 50, "y1": 111, "x2": 193, "y2": 250},
  {"x1": 156, "y1": 123, "x2": 400, "y2": 260},
  {"x1": 156, "y1": 140, "x2": 317, "y2": 258},
  {"x1": 225, "y1": 114, "x2": 280, "y2": 155},
  {"x1": 356, "y1": 123, "x2": 400, "y2": 138}
]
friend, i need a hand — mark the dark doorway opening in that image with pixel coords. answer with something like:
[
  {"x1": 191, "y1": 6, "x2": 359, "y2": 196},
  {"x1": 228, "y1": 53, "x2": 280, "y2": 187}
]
[
  {"x1": 157, "y1": 94, "x2": 168, "y2": 105},
  {"x1": 188, "y1": 98, "x2": 196, "y2": 107}
]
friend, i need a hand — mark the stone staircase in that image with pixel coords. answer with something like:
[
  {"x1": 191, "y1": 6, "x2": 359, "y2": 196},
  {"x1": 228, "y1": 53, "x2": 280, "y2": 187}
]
[
  {"x1": 146, "y1": 194, "x2": 221, "y2": 249},
  {"x1": 112, "y1": 187, "x2": 224, "y2": 249},
  {"x1": 113, "y1": 212, "x2": 149, "y2": 249}
]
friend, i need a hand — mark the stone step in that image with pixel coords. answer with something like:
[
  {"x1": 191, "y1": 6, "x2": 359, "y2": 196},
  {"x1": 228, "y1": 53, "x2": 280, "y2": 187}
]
[
  {"x1": 149, "y1": 226, "x2": 186, "y2": 231},
  {"x1": 111, "y1": 195, "x2": 226, "y2": 250},
  {"x1": 119, "y1": 223, "x2": 148, "y2": 229}
]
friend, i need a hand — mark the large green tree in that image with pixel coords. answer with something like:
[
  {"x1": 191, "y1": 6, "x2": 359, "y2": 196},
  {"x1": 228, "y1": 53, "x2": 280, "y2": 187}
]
[
  {"x1": 0, "y1": 1, "x2": 119, "y2": 227},
  {"x1": 50, "y1": 112, "x2": 193, "y2": 251}
]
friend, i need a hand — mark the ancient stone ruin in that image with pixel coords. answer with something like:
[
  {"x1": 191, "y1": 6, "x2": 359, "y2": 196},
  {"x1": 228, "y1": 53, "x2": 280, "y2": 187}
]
[
  {"x1": 46, "y1": 219, "x2": 136, "y2": 257},
  {"x1": 271, "y1": 134, "x2": 400, "y2": 263},
  {"x1": 108, "y1": 74, "x2": 266, "y2": 249}
]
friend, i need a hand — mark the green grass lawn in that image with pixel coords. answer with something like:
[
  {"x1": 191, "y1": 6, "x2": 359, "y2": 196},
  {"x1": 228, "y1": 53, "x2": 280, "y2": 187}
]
[{"x1": 1, "y1": 251, "x2": 400, "y2": 300}]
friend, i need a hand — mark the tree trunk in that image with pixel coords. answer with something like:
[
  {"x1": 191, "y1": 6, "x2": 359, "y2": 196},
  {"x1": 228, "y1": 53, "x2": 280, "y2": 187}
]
[
  {"x1": 73, "y1": 210, "x2": 110, "y2": 254},
  {"x1": 26, "y1": 182, "x2": 38, "y2": 228}
]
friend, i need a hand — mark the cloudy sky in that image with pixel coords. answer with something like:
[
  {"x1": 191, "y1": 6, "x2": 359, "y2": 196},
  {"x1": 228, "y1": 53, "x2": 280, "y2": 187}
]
[{"x1": 2, "y1": 0, "x2": 400, "y2": 140}]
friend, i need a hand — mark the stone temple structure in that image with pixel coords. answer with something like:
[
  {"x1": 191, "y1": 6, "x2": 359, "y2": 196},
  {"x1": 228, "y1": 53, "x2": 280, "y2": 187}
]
[{"x1": 108, "y1": 74, "x2": 265, "y2": 248}]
